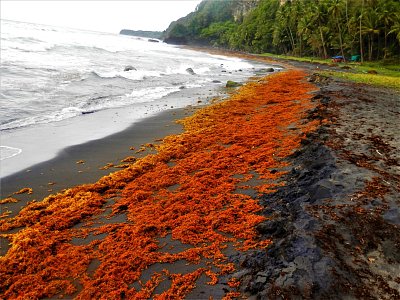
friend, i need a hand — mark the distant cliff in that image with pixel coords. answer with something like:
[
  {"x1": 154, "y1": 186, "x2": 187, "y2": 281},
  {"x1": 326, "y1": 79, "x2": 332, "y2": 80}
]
[
  {"x1": 163, "y1": 0, "x2": 259, "y2": 45},
  {"x1": 120, "y1": 29, "x2": 163, "y2": 39}
]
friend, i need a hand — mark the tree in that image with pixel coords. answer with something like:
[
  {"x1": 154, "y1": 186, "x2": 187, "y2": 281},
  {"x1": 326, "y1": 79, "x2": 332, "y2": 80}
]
[
  {"x1": 164, "y1": 0, "x2": 400, "y2": 60},
  {"x1": 328, "y1": 0, "x2": 346, "y2": 58}
]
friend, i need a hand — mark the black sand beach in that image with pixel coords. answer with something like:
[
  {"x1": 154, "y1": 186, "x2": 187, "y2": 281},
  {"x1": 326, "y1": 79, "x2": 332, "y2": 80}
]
[
  {"x1": 1, "y1": 107, "x2": 194, "y2": 210},
  {"x1": 1, "y1": 57, "x2": 399, "y2": 299}
]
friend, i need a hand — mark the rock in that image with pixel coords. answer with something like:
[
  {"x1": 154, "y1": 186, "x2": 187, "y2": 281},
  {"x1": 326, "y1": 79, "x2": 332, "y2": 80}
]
[
  {"x1": 256, "y1": 220, "x2": 286, "y2": 236},
  {"x1": 226, "y1": 80, "x2": 242, "y2": 88},
  {"x1": 307, "y1": 73, "x2": 329, "y2": 83},
  {"x1": 212, "y1": 80, "x2": 221, "y2": 83},
  {"x1": 383, "y1": 208, "x2": 400, "y2": 225},
  {"x1": 179, "y1": 86, "x2": 185, "y2": 89},
  {"x1": 82, "y1": 111, "x2": 95, "y2": 115},
  {"x1": 257, "y1": 68, "x2": 274, "y2": 73},
  {"x1": 310, "y1": 181, "x2": 332, "y2": 201},
  {"x1": 163, "y1": 36, "x2": 187, "y2": 45},
  {"x1": 186, "y1": 68, "x2": 195, "y2": 75},
  {"x1": 124, "y1": 65, "x2": 136, "y2": 71},
  {"x1": 148, "y1": 39, "x2": 159, "y2": 43},
  {"x1": 255, "y1": 276, "x2": 267, "y2": 284}
]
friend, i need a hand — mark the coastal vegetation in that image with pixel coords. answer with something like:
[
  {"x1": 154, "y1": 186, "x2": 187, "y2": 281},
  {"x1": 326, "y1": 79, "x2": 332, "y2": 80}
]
[
  {"x1": 164, "y1": 0, "x2": 400, "y2": 62},
  {"x1": 260, "y1": 52, "x2": 400, "y2": 90}
]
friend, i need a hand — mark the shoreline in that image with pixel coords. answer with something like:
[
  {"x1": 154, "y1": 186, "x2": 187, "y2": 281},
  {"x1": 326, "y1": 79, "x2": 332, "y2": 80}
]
[
  {"x1": 0, "y1": 85, "x2": 221, "y2": 180},
  {"x1": 1, "y1": 49, "x2": 398, "y2": 299},
  {"x1": 1, "y1": 106, "x2": 194, "y2": 203},
  {"x1": 0, "y1": 55, "x2": 275, "y2": 179}
]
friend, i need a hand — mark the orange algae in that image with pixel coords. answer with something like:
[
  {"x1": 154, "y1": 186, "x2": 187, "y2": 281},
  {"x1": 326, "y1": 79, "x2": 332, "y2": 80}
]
[
  {"x1": 0, "y1": 70, "x2": 319, "y2": 299},
  {"x1": 14, "y1": 187, "x2": 33, "y2": 195},
  {"x1": 0, "y1": 198, "x2": 18, "y2": 204}
]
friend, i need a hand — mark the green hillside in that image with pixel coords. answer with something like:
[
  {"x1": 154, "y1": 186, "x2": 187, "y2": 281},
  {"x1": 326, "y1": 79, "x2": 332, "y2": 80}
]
[{"x1": 164, "y1": 0, "x2": 400, "y2": 61}]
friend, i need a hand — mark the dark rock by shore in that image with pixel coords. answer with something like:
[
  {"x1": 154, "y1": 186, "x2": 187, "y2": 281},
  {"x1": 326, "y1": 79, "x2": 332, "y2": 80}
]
[
  {"x1": 186, "y1": 67, "x2": 195, "y2": 75},
  {"x1": 124, "y1": 65, "x2": 136, "y2": 72},
  {"x1": 226, "y1": 80, "x2": 241, "y2": 88}
]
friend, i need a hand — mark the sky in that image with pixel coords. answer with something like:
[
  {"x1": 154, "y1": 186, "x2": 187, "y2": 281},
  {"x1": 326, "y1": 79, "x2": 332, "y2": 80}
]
[{"x1": 0, "y1": 0, "x2": 203, "y2": 33}]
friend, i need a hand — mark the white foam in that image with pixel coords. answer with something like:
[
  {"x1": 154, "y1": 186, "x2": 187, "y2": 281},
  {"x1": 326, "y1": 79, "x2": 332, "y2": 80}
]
[
  {"x1": 125, "y1": 86, "x2": 181, "y2": 103},
  {"x1": 0, "y1": 146, "x2": 22, "y2": 160},
  {"x1": 95, "y1": 69, "x2": 163, "y2": 81},
  {"x1": 0, "y1": 86, "x2": 182, "y2": 131}
]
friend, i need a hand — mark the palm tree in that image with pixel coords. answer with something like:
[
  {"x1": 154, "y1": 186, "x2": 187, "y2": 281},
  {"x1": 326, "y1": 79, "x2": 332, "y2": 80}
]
[
  {"x1": 359, "y1": 0, "x2": 365, "y2": 62},
  {"x1": 377, "y1": 1, "x2": 394, "y2": 58},
  {"x1": 310, "y1": 0, "x2": 329, "y2": 58},
  {"x1": 362, "y1": 7, "x2": 380, "y2": 60},
  {"x1": 328, "y1": 0, "x2": 346, "y2": 58}
]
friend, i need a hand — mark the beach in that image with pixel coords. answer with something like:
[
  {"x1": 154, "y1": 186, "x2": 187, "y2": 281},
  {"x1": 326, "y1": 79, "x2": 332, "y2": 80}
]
[
  {"x1": 1, "y1": 54, "x2": 399, "y2": 299},
  {"x1": 1, "y1": 106, "x2": 189, "y2": 208}
]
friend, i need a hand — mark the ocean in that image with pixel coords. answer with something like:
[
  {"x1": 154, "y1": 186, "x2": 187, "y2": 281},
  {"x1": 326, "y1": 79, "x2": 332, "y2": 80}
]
[{"x1": 0, "y1": 19, "x2": 274, "y2": 178}]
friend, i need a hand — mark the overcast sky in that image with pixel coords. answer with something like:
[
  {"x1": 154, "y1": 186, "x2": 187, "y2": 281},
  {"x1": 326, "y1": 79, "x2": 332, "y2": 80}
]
[{"x1": 1, "y1": 0, "x2": 202, "y2": 33}]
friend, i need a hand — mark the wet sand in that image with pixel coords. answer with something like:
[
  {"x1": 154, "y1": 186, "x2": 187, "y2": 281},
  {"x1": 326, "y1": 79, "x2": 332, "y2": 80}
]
[{"x1": 1, "y1": 107, "x2": 191, "y2": 211}]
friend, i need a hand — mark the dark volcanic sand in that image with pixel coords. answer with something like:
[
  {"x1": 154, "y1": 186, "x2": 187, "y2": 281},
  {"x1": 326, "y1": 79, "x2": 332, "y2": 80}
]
[
  {"x1": 0, "y1": 108, "x2": 192, "y2": 215},
  {"x1": 234, "y1": 72, "x2": 400, "y2": 299}
]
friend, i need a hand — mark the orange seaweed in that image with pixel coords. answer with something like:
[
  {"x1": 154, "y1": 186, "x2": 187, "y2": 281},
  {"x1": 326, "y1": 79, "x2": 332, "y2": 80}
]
[
  {"x1": 0, "y1": 70, "x2": 319, "y2": 299},
  {"x1": 14, "y1": 187, "x2": 33, "y2": 195},
  {"x1": 0, "y1": 197, "x2": 18, "y2": 204}
]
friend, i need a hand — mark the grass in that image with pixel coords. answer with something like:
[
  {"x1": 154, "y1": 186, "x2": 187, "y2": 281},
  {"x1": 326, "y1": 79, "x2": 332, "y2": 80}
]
[
  {"x1": 320, "y1": 71, "x2": 400, "y2": 90},
  {"x1": 261, "y1": 53, "x2": 400, "y2": 90},
  {"x1": 260, "y1": 52, "x2": 328, "y2": 64}
]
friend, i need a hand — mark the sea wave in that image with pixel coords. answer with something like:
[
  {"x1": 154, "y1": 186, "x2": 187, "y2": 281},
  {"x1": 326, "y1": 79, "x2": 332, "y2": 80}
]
[
  {"x1": 125, "y1": 86, "x2": 181, "y2": 103},
  {"x1": 0, "y1": 86, "x2": 181, "y2": 131},
  {"x1": 91, "y1": 69, "x2": 163, "y2": 81},
  {"x1": 91, "y1": 65, "x2": 211, "y2": 81}
]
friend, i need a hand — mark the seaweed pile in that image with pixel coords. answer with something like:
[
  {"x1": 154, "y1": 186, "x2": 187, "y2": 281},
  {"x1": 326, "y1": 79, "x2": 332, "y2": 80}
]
[{"x1": 0, "y1": 70, "x2": 319, "y2": 299}]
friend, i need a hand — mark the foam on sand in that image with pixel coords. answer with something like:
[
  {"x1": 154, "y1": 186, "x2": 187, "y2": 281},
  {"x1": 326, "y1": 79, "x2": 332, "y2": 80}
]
[{"x1": 0, "y1": 145, "x2": 22, "y2": 160}]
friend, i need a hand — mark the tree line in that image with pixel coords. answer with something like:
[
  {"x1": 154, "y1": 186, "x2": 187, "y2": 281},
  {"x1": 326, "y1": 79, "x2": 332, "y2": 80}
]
[{"x1": 164, "y1": 0, "x2": 400, "y2": 61}]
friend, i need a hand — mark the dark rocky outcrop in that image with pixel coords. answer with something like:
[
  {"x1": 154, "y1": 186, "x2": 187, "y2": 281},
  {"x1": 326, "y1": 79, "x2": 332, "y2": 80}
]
[
  {"x1": 124, "y1": 66, "x2": 136, "y2": 72},
  {"x1": 226, "y1": 80, "x2": 241, "y2": 88},
  {"x1": 119, "y1": 29, "x2": 163, "y2": 39},
  {"x1": 186, "y1": 68, "x2": 196, "y2": 75},
  {"x1": 163, "y1": 36, "x2": 188, "y2": 45}
]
